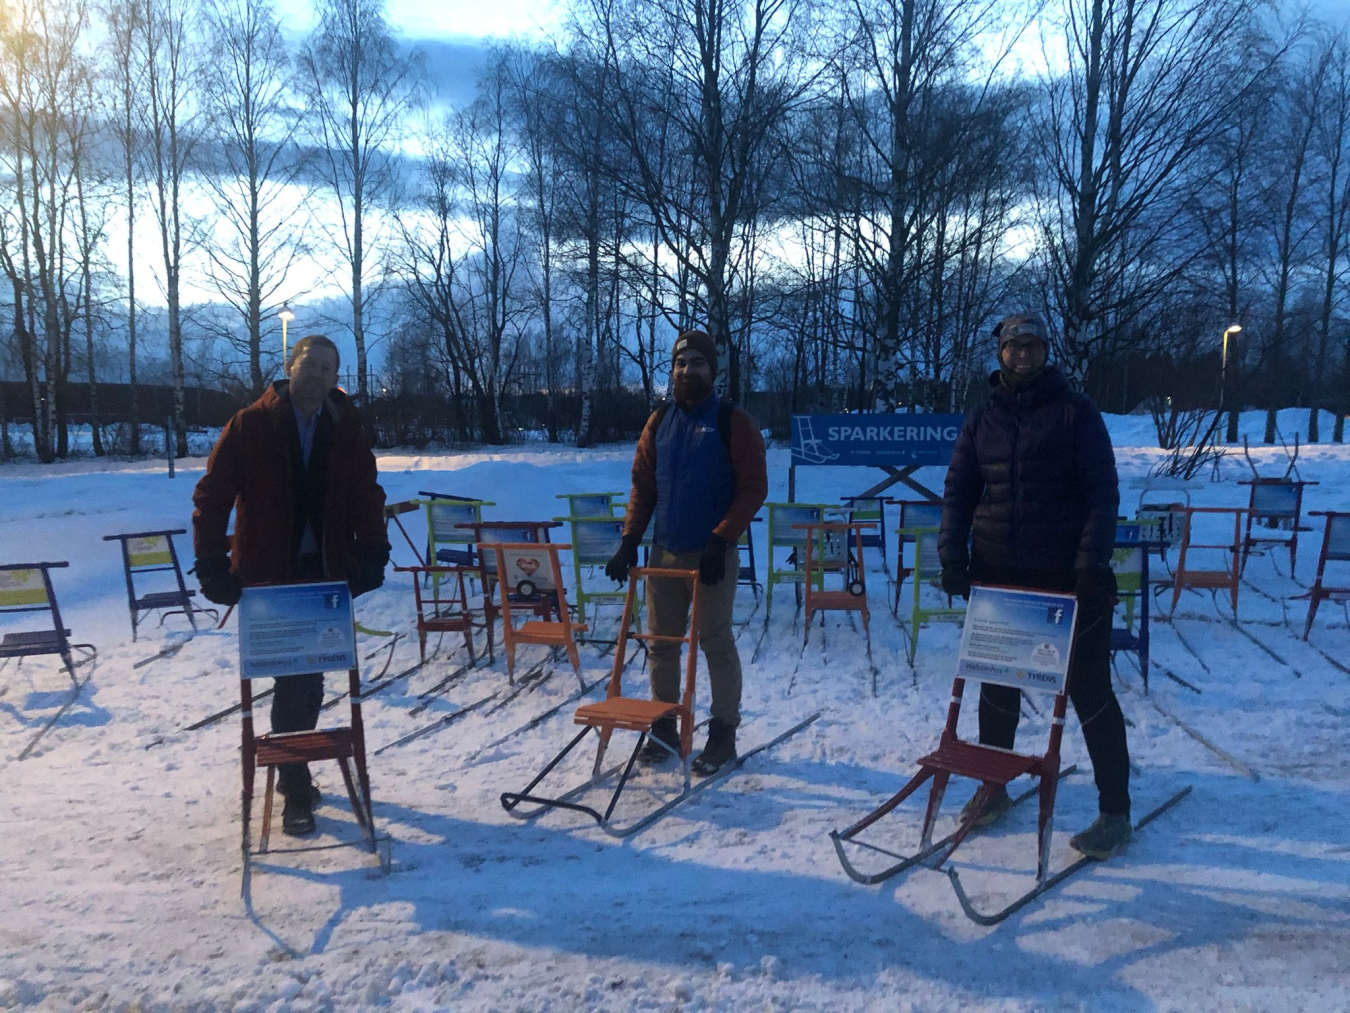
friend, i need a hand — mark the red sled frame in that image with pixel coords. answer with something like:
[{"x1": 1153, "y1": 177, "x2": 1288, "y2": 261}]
[{"x1": 831, "y1": 584, "x2": 1075, "y2": 900}]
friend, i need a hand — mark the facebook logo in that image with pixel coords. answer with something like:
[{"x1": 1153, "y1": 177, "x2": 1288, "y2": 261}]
[
  {"x1": 1046, "y1": 606, "x2": 1064, "y2": 625},
  {"x1": 324, "y1": 591, "x2": 343, "y2": 609}
]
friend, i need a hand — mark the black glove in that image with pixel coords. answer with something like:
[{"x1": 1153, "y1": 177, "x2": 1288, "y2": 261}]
[
  {"x1": 195, "y1": 554, "x2": 242, "y2": 606},
  {"x1": 940, "y1": 564, "x2": 971, "y2": 600},
  {"x1": 1075, "y1": 565, "x2": 1117, "y2": 610},
  {"x1": 604, "y1": 533, "x2": 642, "y2": 584},
  {"x1": 348, "y1": 542, "x2": 390, "y2": 598},
  {"x1": 699, "y1": 534, "x2": 730, "y2": 586}
]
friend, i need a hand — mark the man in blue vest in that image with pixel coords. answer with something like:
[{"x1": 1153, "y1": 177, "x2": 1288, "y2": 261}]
[{"x1": 606, "y1": 330, "x2": 768, "y2": 775}]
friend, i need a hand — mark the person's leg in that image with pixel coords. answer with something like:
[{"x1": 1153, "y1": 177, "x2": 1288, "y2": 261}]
[
  {"x1": 646, "y1": 547, "x2": 693, "y2": 707},
  {"x1": 977, "y1": 683, "x2": 1022, "y2": 749},
  {"x1": 271, "y1": 672, "x2": 324, "y2": 796},
  {"x1": 697, "y1": 541, "x2": 742, "y2": 728},
  {"x1": 1067, "y1": 596, "x2": 1131, "y2": 816}
]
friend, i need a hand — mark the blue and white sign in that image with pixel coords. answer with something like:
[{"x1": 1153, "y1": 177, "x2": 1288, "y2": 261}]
[
  {"x1": 956, "y1": 586, "x2": 1079, "y2": 694},
  {"x1": 238, "y1": 581, "x2": 356, "y2": 679},
  {"x1": 790, "y1": 413, "x2": 963, "y2": 467}
]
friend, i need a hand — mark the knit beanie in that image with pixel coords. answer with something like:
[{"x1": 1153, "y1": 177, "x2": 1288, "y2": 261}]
[
  {"x1": 671, "y1": 329, "x2": 719, "y2": 372},
  {"x1": 994, "y1": 312, "x2": 1049, "y2": 351}
]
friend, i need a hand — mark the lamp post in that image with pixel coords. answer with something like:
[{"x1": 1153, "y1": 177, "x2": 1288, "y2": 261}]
[
  {"x1": 1221, "y1": 323, "x2": 1241, "y2": 443},
  {"x1": 278, "y1": 303, "x2": 295, "y2": 366}
]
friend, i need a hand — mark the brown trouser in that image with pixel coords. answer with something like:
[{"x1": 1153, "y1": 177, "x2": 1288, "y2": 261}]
[{"x1": 646, "y1": 543, "x2": 742, "y2": 727}]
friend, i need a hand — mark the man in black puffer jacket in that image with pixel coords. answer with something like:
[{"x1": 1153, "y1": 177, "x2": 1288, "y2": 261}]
[{"x1": 938, "y1": 312, "x2": 1132, "y2": 860}]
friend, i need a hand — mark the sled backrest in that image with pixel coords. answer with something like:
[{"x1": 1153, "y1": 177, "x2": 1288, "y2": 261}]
[
  {"x1": 555, "y1": 492, "x2": 621, "y2": 518},
  {"x1": 897, "y1": 500, "x2": 944, "y2": 581}
]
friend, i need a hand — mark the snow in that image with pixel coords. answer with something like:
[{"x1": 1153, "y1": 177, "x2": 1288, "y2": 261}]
[{"x1": 2, "y1": 410, "x2": 1348, "y2": 1012}]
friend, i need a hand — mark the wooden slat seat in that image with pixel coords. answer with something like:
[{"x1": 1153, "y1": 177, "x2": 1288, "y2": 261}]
[
  {"x1": 135, "y1": 590, "x2": 193, "y2": 609},
  {"x1": 574, "y1": 697, "x2": 683, "y2": 732},
  {"x1": 255, "y1": 728, "x2": 355, "y2": 767},
  {"x1": 1, "y1": 629, "x2": 69, "y2": 652},
  {"x1": 918, "y1": 738, "x2": 1044, "y2": 784},
  {"x1": 810, "y1": 589, "x2": 866, "y2": 610}
]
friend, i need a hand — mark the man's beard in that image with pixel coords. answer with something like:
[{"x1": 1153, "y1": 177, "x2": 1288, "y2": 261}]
[{"x1": 673, "y1": 374, "x2": 712, "y2": 403}]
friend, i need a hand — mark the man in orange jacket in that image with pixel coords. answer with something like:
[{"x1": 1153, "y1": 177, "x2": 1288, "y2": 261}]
[{"x1": 606, "y1": 329, "x2": 767, "y2": 774}]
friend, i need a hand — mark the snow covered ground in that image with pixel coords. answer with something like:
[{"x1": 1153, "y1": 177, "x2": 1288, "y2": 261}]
[{"x1": 2, "y1": 409, "x2": 1348, "y2": 1012}]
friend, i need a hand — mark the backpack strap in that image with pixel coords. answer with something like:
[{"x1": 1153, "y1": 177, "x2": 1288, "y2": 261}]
[{"x1": 717, "y1": 400, "x2": 734, "y2": 454}]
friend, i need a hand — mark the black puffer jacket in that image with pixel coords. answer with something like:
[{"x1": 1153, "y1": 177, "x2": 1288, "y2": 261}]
[{"x1": 939, "y1": 366, "x2": 1119, "y2": 576}]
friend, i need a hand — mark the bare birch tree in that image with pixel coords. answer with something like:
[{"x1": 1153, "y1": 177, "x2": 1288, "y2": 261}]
[
  {"x1": 300, "y1": 0, "x2": 422, "y2": 403},
  {"x1": 200, "y1": 0, "x2": 311, "y2": 395}
]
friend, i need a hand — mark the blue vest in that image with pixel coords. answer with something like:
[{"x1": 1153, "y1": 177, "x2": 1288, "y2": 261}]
[{"x1": 653, "y1": 394, "x2": 736, "y2": 553}]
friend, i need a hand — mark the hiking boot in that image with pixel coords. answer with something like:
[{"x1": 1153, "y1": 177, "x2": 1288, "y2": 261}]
[
  {"x1": 958, "y1": 784, "x2": 1013, "y2": 828},
  {"x1": 639, "y1": 717, "x2": 680, "y2": 765},
  {"x1": 281, "y1": 794, "x2": 316, "y2": 837},
  {"x1": 691, "y1": 719, "x2": 737, "y2": 777},
  {"x1": 1069, "y1": 812, "x2": 1133, "y2": 859}
]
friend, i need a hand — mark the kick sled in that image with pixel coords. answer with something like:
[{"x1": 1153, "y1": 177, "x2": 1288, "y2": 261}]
[
  {"x1": 831, "y1": 583, "x2": 1190, "y2": 925},
  {"x1": 500, "y1": 565, "x2": 817, "y2": 837}
]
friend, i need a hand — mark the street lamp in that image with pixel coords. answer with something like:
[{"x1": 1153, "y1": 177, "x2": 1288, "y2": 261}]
[
  {"x1": 1220, "y1": 323, "x2": 1241, "y2": 443},
  {"x1": 278, "y1": 303, "x2": 295, "y2": 365},
  {"x1": 1220, "y1": 323, "x2": 1241, "y2": 409}
]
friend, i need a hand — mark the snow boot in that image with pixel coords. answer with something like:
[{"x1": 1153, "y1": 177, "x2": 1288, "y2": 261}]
[
  {"x1": 1069, "y1": 812, "x2": 1133, "y2": 859},
  {"x1": 958, "y1": 784, "x2": 1013, "y2": 828},
  {"x1": 639, "y1": 717, "x2": 680, "y2": 765},
  {"x1": 691, "y1": 719, "x2": 737, "y2": 777},
  {"x1": 281, "y1": 793, "x2": 316, "y2": 837}
]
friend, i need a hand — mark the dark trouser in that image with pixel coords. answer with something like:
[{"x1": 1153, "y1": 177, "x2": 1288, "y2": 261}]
[
  {"x1": 271, "y1": 553, "x2": 325, "y2": 796},
  {"x1": 971, "y1": 564, "x2": 1131, "y2": 816}
]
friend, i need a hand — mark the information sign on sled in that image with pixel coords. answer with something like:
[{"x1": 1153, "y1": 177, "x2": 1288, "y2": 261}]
[
  {"x1": 238, "y1": 581, "x2": 356, "y2": 679},
  {"x1": 790, "y1": 413, "x2": 963, "y2": 468},
  {"x1": 956, "y1": 586, "x2": 1079, "y2": 694}
]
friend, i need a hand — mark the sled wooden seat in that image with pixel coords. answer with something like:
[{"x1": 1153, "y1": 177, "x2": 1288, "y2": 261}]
[
  {"x1": 254, "y1": 727, "x2": 356, "y2": 766},
  {"x1": 574, "y1": 696, "x2": 683, "y2": 732},
  {"x1": 383, "y1": 499, "x2": 426, "y2": 566},
  {"x1": 917, "y1": 738, "x2": 1045, "y2": 784},
  {"x1": 1239, "y1": 478, "x2": 1316, "y2": 579},
  {"x1": 0, "y1": 629, "x2": 69, "y2": 655}
]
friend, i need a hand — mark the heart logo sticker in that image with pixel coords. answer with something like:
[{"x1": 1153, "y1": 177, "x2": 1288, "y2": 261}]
[{"x1": 516, "y1": 557, "x2": 540, "y2": 576}]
